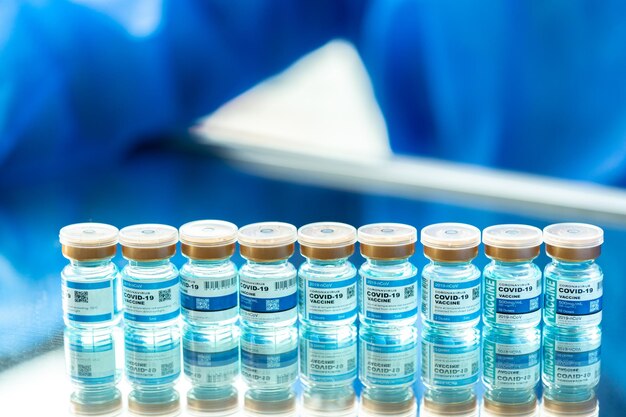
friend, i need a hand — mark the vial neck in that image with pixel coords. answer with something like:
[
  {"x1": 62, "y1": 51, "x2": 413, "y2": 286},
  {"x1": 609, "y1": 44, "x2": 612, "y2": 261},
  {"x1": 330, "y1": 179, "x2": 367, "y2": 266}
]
[
  {"x1": 552, "y1": 258, "x2": 596, "y2": 268},
  {"x1": 128, "y1": 259, "x2": 171, "y2": 268},
  {"x1": 247, "y1": 259, "x2": 289, "y2": 266},
  {"x1": 188, "y1": 258, "x2": 231, "y2": 266},
  {"x1": 492, "y1": 259, "x2": 533, "y2": 267},
  {"x1": 431, "y1": 260, "x2": 473, "y2": 267},
  {"x1": 70, "y1": 259, "x2": 113, "y2": 268},
  {"x1": 368, "y1": 258, "x2": 409, "y2": 267},
  {"x1": 308, "y1": 257, "x2": 349, "y2": 266}
]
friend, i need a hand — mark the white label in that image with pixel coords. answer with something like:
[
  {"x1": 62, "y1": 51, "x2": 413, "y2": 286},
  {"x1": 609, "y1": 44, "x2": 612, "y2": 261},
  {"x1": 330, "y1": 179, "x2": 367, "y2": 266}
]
[
  {"x1": 422, "y1": 276, "x2": 481, "y2": 324},
  {"x1": 180, "y1": 274, "x2": 238, "y2": 322},
  {"x1": 239, "y1": 275, "x2": 297, "y2": 324},
  {"x1": 302, "y1": 341, "x2": 356, "y2": 382},
  {"x1": 123, "y1": 277, "x2": 180, "y2": 323},
  {"x1": 183, "y1": 340, "x2": 238, "y2": 385},
  {"x1": 125, "y1": 345, "x2": 181, "y2": 380},
  {"x1": 362, "y1": 343, "x2": 416, "y2": 386},
  {"x1": 67, "y1": 348, "x2": 116, "y2": 380},
  {"x1": 553, "y1": 340, "x2": 601, "y2": 387},
  {"x1": 362, "y1": 276, "x2": 418, "y2": 321},
  {"x1": 422, "y1": 342, "x2": 480, "y2": 387},
  {"x1": 493, "y1": 343, "x2": 540, "y2": 389},
  {"x1": 62, "y1": 279, "x2": 114, "y2": 324},
  {"x1": 484, "y1": 276, "x2": 542, "y2": 326},
  {"x1": 302, "y1": 275, "x2": 357, "y2": 322},
  {"x1": 555, "y1": 279, "x2": 603, "y2": 326}
]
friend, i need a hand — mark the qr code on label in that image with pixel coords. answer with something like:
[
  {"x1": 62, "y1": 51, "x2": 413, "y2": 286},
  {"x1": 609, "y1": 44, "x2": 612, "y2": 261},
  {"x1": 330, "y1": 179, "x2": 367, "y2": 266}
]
[
  {"x1": 78, "y1": 364, "x2": 92, "y2": 377},
  {"x1": 267, "y1": 355, "x2": 281, "y2": 368},
  {"x1": 266, "y1": 299, "x2": 280, "y2": 311},
  {"x1": 196, "y1": 298, "x2": 211, "y2": 310},
  {"x1": 589, "y1": 299, "x2": 600, "y2": 313},
  {"x1": 347, "y1": 286, "x2": 355, "y2": 299},
  {"x1": 347, "y1": 358, "x2": 356, "y2": 370},
  {"x1": 530, "y1": 298, "x2": 539, "y2": 311},
  {"x1": 471, "y1": 361, "x2": 479, "y2": 374},
  {"x1": 159, "y1": 289, "x2": 171, "y2": 302},
  {"x1": 472, "y1": 286, "x2": 480, "y2": 300},
  {"x1": 404, "y1": 361, "x2": 414, "y2": 375},
  {"x1": 161, "y1": 362, "x2": 174, "y2": 376},
  {"x1": 74, "y1": 290, "x2": 89, "y2": 303},
  {"x1": 404, "y1": 285, "x2": 415, "y2": 299}
]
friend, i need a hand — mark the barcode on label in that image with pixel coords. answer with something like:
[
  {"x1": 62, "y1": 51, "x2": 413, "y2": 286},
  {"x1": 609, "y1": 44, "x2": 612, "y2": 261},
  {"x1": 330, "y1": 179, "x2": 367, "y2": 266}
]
[
  {"x1": 159, "y1": 289, "x2": 172, "y2": 302},
  {"x1": 161, "y1": 362, "x2": 174, "y2": 376},
  {"x1": 597, "y1": 281, "x2": 603, "y2": 290},
  {"x1": 472, "y1": 286, "x2": 479, "y2": 300},
  {"x1": 74, "y1": 290, "x2": 89, "y2": 303},
  {"x1": 276, "y1": 374, "x2": 292, "y2": 384},
  {"x1": 274, "y1": 277, "x2": 296, "y2": 291},
  {"x1": 471, "y1": 361, "x2": 478, "y2": 374},
  {"x1": 205, "y1": 276, "x2": 237, "y2": 290},
  {"x1": 78, "y1": 364, "x2": 92, "y2": 377},
  {"x1": 404, "y1": 285, "x2": 414, "y2": 299},
  {"x1": 346, "y1": 286, "x2": 355, "y2": 299},
  {"x1": 404, "y1": 361, "x2": 414, "y2": 375},
  {"x1": 347, "y1": 358, "x2": 356, "y2": 371}
]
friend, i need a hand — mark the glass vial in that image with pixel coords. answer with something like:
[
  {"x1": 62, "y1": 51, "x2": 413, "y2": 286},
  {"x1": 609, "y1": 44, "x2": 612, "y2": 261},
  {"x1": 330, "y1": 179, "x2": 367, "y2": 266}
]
[
  {"x1": 60, "y1": 223, "x2": 120, "y2": 329},
  {"x1": 482, "y1": 225, "x2": 543, "y2": 329},
  {"x1": 119, "y1": 224, "x2": 180, "y2": 329},
  {"x1": 298, "y1": 222, "x2": 357, "y2": 326},
  {"x1": 421, "y1": 223, "x2": 481, "y2": 328},
  {"x1": 543, "y1": 223, "x2": 603, "y2": 328},
  {"x1": 357, "y1": 223, "x2": 418, "y2": 328},
  {"x1": 179, "y1": 220, "x2": 239, "y2": 327}
]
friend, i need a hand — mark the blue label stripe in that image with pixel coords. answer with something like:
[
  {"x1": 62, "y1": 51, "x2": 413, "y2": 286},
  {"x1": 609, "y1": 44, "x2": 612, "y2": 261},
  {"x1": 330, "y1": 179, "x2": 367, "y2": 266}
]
[
  {"x1": 555, "y1": 348, "x2": 601, "y2": 367},
  {"x1": 123, "y1": 277, "x2": 179, "y2": 290},
  {"x1": 433, "y1": 310, "x2": 480, "y2": 323},
  {"x1": 125, "y1": 342, "x2": 179, "y2": 354},
  {"x1": 127, "y1": 375, "x2": 179, "y2": 385},
  {"x1": 308, "y1": 277, "x2": 356, "y2": 289},
  {"x1": 366, "y1": 308, "x2": 417, "y2": 321},
  {"x1": 183, "y1": 347, "x2": 238, "y2": 367},
  {"x1": 433, "y1": 375, "x2": 479, "y2": 387},
  {"x1": 433, "y1": 278, "x2": 481, "y2": 290},
  {"x1": 68, "y1": 313, "x2": 113, "y2": 322},
  {"x1": 433, "y1": 345, "x2": 479, "y2": 355},
  {"x1": 75, "y1": 375, "x2": 116, "y2": 383},
  {"x1": 556, "y1": 298, "x2": 602, "y2": 315},
  {"x1": 241, "y1": 349, "x2": 298, "y2": 368},
  {"x1": 125, "y1": 309, "x2": 179, "y2": 323},
  {"x1": 366, "y1": 277, "x2": 417, "y2": 288},
  {"x1": 366, "y1": 344, "x2": 415, "y2": 354},
  {"x1": 69, "y1": 343, "x2": 114, "y2": 353},
  {"x1": 368, "y1": 375, "x2": 415, "y2": 386},
  {"x1": 65, "y1": 280, "x2": 112, "y2": 290},
  {"x1": 239, "y1": 293, "x2": 297, "y2": 313},
  {"x1": 496, "y1": 296, "x2": 541, "y2": 314},
  {"x1": 309, "y1": 309, "x2": 357, "y2": 322},
  {"x1": 310, "y1": 372, "x2": 356, "y2": 382},
  {"x1": 181, "y1": 293, "x2": 237, "y2": 312},
  {"x1": 496, "y1": 352, "x2": 540, "y2": 369}
]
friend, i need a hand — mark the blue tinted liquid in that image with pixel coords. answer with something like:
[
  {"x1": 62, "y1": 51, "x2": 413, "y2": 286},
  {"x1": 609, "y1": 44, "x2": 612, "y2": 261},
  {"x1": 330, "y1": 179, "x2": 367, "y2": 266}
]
[
  {"x1": 421, "y1": 260, "x2": 481, "y2": 329},
  {"x1": 483, "y1": 260, "x2": 542, "y2": 329},
  {"x1": 239, "y1": 260, "x2": 297, "y2": 329},
  {"x1": 543, "y1": 260, "x2": 603, "y2": 328},
  {"x1": 62, "y1": 259, "x2": 120, "y2": 329},
  {"x1": 482, "y1": 324, "x2": 540, "y2": 405},
  {"x1": 542, "y1": 325, "x2": 601, "y2": 403},
  {"x1": 298, "y1": 258, "x2": 357, "y2": 326},
  {"x1": 180, "y1": 258, "x2": 238, "y2": 326},
  {"x1": 125, "y1": 325, "x2": 181, "y2": 408},
  {"x1": 121, "y1": 259, "x2": 180, "y2": 329},
  {"x1": 358, "y1": 259, "x2": 418, "y2": 328},
  {"x1": 421, "y1": 324, "x2": 480, "y2": 405}
]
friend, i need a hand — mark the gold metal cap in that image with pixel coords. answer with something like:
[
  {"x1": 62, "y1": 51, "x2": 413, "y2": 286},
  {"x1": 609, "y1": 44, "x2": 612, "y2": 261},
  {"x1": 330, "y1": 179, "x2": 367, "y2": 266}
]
[
  {"x1": 179, "y1": 220, "x2": 238, "y2": 260},
  {"x1": 60, "y1": 223, "x2": 118, "y2": 261},
  {"x1": 421, "y1": 223, "x2": 480, "y2": 262},
  {"x1": 483, "y1": 396, "x2": 537, "y2": 416},
  {"x1": 119, "y1": 224, "x2": 178, "y2": 261},
  {"x1": 542, "y1": 394, "x2": 598, "y2": 415},
  {"x1": 238, "y1": 222, "x2": 297, "y2": 262},
  {"x1": 358, "y1": 223, "x2": 417, "y2": 260},
  {"x1": 298, "y1": 222, "x2": 356, "y2": 260},
  {"x1": 483, "y1": 224, "x2": 542, "y2": 261},
  {"x1": 544, "y1": 223, "x2": 603, "y2": 261}
]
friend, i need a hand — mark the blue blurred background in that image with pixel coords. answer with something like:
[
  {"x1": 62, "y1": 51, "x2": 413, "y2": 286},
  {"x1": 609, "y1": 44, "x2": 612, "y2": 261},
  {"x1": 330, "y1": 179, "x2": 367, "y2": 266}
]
[{"x1": 1, "y1": 0, "x2": 625, "y2": 414}]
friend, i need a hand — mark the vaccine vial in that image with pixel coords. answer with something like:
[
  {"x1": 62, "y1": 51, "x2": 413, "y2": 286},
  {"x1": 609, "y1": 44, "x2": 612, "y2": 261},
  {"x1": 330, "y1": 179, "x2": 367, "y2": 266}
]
[
  {"x1": 300, "y1": 323, "x2": 357, "y2": 417},
  {"x1": 542, "y1": 325, "x2": 601, "y2": 403},
  {"x1": 421, "y1": 324, "x2": 480, "y2": 405},
  {"x1": 482, "y1": 325, "x2": 540, "y2": 405},
  {"x1": 60, "y1": 223, "x2": 120, "y2": 328},
  {"x1": 125, "y1": 326, "x2": 181, "y2": 416},
  {"x1": 241, "y1": 325, "x2": 299, "y2": 417},
  {"x1": 421, "y1": 223, "x2": 481, "y2": 328},
  {"x1": 238, "y1": 222, "x2": 298, "y2": 329},
  {"x1": 179, "y1": 220, "x2": 239, "y2": 327},
  {"x1": 64, "y1": 327, "x2": 123, "y2": 416},
  {"x1": 183, "y1": 324, "x2": 239, "y2": 416},
  {"x1": 357, "y1": 223, "x2": 418, "y2": 327},
  {"x1": 119, "y1": 224, "x2": 180, "y2": 328},
  {"x1": 543, "y1": 223, "x2": 603, "y2": 328},
  {"x1": 482, "y1": 225, "x2": 543, "y2": 328},
  {"x1": 298, "y1": 222, "x2": 357, "y2": 326}
]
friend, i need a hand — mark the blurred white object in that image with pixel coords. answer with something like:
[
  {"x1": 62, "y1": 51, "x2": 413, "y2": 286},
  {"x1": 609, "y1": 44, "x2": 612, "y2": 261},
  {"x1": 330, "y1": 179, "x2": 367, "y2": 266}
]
[{"x1": 194, "y1": 40, "x2": 626, "y2": 226}]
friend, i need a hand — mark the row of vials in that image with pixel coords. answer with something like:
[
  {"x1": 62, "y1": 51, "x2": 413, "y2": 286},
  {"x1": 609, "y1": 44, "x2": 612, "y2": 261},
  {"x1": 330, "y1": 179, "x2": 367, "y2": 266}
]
[{"x1": 59, "y1": 220, "x2": 604, "y2": 416}]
